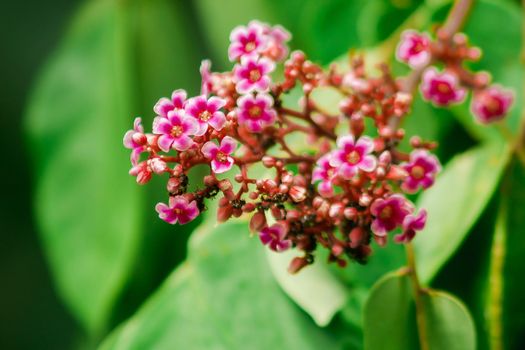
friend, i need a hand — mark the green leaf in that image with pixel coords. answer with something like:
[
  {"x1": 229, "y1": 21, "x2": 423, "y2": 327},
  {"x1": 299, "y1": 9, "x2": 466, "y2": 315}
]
[
  {"x1": 99, "y1": 221, "x2": 356, "y2": 349},
  {"x1": 413, "y1": 141, "x2": 511, "y2": 283},
  {"x1": 364, "y1": 272, "x2": 476, "y2": 350},
  {"x1": 24, "y1": 0, "x2": 141, "y2": 334}
]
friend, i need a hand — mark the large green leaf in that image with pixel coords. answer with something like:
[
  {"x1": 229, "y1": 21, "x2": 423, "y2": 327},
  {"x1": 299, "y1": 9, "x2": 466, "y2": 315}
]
[
  {"x1": 364, "y1": 272, "x2": 476, "y2": 350},
  {"x1": 413, "y1": 141, "x2": 511, "y2": 283},
  {"x1": 25, "y1": 0, "x2": 141, "y2": 334},
  {"x1": 99, "y1": 220, "x2": 357, "y2": 349}
]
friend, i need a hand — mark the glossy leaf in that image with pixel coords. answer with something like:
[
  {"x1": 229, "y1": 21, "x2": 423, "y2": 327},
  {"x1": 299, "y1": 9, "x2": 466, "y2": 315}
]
[
  {"x1": 100, "y1": 221, "x2": 355, "y2": 349},
  {"x1": 25, "y1": 0, "x2": 141, "y2": 334},
  {"x1": 413, "y1": 141, "x2": 511, "y2": 283},
  {"x1": 364, "y1": 272, "x2": 476, "y2": 350}
]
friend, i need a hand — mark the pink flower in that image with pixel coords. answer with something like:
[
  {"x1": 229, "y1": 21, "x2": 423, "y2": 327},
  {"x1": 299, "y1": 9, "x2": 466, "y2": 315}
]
[
  {"x1": 312, "y1": 154, "x2": 337, "y2": 197},
  {"x1": 370, "y1": 195, "x2": 414, "y2": 236},
  {"x1": 200, "y1": 60, "x2": 213, "y2": 96},
  {"x1": 236, "y1": 93, "x2": 276, "y2": 132},
  {"x1": 330, "y1": 135, "x2": 377, "y2": 179},
  {"x1": 185, "y1": 95, "x2": 227, "y2": 136},
  {"x1": 201, "y1": 136, "x2": 237, "y2": 174},
  {"x1": 228, "y1": 22, "x2": 266, "y2": 62},
  {"x1": 129, "y1": 158, "x2": 167, "y2": 185},
  {"x1": 123, "y1": 117, "x2": 147, "y2": 165},
  {"x1": 421, "y1": 68, "x2": 466, "y2": 106},
  {"x1": 396, "y1": 30, "x2": 431, "y2": 69},
  {"x1": 152, "y1": 110, "x2": 198, "y2": 152},
  {"x1": 395, "y1": 209, "x2": 427, "y2": 243},
  {"x1": 261, "y1": 23, "x2": 291, "y2": 61},
  {"x1": 401, "y1": 150, "x2": 441, "y2": 193},
  {"x1": 153, "y1": 89, "x2": 187, "y2": 117},
  {"x1": 259, "y1": 223, "x2": 292, "y2": 252},
  {"x1": 471, "y1": 85, "x2": 514, "y2": 124},
  {"x1": 155, "y1": 196, "x2": 199, "y2": 225},
  {"x1": 233, "y1": 56, "x2": 275, "y2": 94}
]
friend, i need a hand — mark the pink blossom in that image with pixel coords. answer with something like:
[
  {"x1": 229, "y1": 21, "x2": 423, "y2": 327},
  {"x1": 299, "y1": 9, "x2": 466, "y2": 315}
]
[
  {"x1": 185, "y1": 95, "x2": 227, "y2": 136},
  {"x1": 200, "y1": 59, "x2": 213, "y2": 96},
  {"x1": 236, "y1": 93, "x2": 276, "y2": 132},
  {"x1": 259, "y1": 223, "x2": 292, "y2": 252},
  {"x1": 228, "y1": 22, "x2": 266, "y2": 62},
  {"x1": 396, "y1": 30, "x2": 431, "y2": 69},
  {"x1": 370, "y1": 195, "x2": 414, "y2": 236},
  {"x1": 401, "y1": 150, "x2": 441, "y2": 193},
  {"x1": 261, "y1": 23, "x2": 291, "y2": 61},
  {"x1": 129, "y1": 158, "x2": 167, "y2": 185},
  {"x1": 153, "y1": 89, "x2": 187, "y2": 118},
  {"x1": 152, "y1": 110, "x2": 198, "y2": 152},
  {"x1": 330, "y1": 135, "x2": 377, "y2": 179},
  {"x1": 201, "y1": 136, "x2": 237, "y2": 174},
  {"x1": 123, "y1": 117, "x2": 147, "y2": 165},
  {"x1": 395, "y1": 209, "x2": 427, "y2": 243},
  {"x1": 421, "y1": 68, "x2": 466, "y2": 106},
  {"x1": 312, "y1": 153, "x2": 337, "y2": 197},
  {"x1": 233, "y1": 56, "x2": 275, "y2": 94},
  {"x1": 471, "y1": 85, "x2": 514, "y2": 124},
  {"x1": 155, "y1": 196, "x2": 199, "y2": 225}
]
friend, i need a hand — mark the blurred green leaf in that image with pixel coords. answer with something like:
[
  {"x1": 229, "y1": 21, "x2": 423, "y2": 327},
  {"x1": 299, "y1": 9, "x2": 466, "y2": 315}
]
[
  {"x1": 25, "y1": 0, "x2": 141, "y2": 334},
  {"x1": 100, "y1": 220, "x2": 356, "y2": 350},
  {"x1": 364, "y1": 272, "x2": 476, "y2": 350},
  {"x1": 413, "y1": 141, "x2": 511, "y2": 284}
]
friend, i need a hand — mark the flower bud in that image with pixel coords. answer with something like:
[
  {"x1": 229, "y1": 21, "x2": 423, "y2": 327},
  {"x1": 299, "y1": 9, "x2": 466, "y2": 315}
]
[
  {"x1": 262, "y1": 156, "x2": 275, "y2": 168},
  {"x1": 217, "y1": 205, "x2": 233, "y2": 222},
  {"x1": 250, "y1": 211, "x2": 267, "y2": 232},
  {"x1": 359, "y1": 193, "x2": 372, "y2": 207},
  {"x1": 289, "y1": 186, "x2": 307, "y2": 202},
  {"x1": 288, "y1": 256, "x2": 309, "y2": 274},
  {"x1": 349, "y1": 227, "x2": 365, "y2": 248},
  {"x1": 218, "y1": 179, "x2": 233, "y2": 192},
  {"x1": 167, "y1": 177, "x2": 181, "y2": 193},
  {"x1": 149, "y1": 158, "x2": 167, "y2": 174}
]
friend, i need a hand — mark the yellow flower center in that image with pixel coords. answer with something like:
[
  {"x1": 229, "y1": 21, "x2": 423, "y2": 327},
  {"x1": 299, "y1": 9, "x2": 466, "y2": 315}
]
[
  {"x1": 245, "y1": 41, "x2": 256, "y2": 52},
  {"x1": 249, "y1": 69, "x2": 261, "y2": 82},
  {"x1": 411, "y1": 165, "x2": 425, "y2": 179},
  {"x1": 171, "y1": 125, "x2": 183, "y2": 137},
  {"x1": 199, "y1": 110, "x2": 212, "y2": 122},
  {"x1": 485, "y1": 95, "x2": 502, "y2": 113},
  {"x1": 216, "y1": 151, "x2": 227, "y2": 162},
  {"x1": 249, "y1": 106, "x2": 262, "y2": 118},
  {"x1": 437, "y1": 82, "x2": 451, "y2": 94},
  {"x1": 379, "y1": 206, "x2": 393, "y2": 220},
  {"x1": 346, "y1": 150, "x2": 361, "y2": 165}
]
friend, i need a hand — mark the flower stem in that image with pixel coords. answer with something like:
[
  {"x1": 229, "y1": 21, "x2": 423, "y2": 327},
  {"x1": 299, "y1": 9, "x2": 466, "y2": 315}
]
[{"x1": 405, "y1": 243, "x2": 429, "y2": 350}]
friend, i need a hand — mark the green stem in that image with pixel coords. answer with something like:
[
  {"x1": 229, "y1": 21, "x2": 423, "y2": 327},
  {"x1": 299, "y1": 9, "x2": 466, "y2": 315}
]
[
  {"x1": 405, "y1": 243, "x2": 429, "y2": 350},
  {"x1": 487, "y1": 199, "x2": 507, "y2": 350}
]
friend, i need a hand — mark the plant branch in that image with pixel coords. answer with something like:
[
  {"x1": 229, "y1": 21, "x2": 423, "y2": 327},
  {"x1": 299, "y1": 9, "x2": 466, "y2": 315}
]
[{"x1": 405, "y1": 243, "x2": 429, "y2": 350}]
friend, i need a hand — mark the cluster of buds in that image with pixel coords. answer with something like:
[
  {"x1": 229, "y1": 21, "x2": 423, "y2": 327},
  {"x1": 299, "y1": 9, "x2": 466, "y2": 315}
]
[
  {"x1": 124, "y1": 21, "x2": 513, "y2": 273},
  {"x1": 396, "y1": 30, "x2": 514, "y2": 123}
]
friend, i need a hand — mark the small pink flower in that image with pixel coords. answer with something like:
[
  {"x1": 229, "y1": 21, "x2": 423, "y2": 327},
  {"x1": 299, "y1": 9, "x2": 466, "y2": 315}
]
[
  {"x1": 395, "y1": 209, "x2": 427, "y2": 243},
  {"x1": 261, "y1": 23, "x2": 291, "y2": 61},
  {"x1": 129, "y1": 158, "x2": 167, "y2": 185},
  {"x1": 185, "y1": 95, "x2": 227, "y2": 136},
  {"x1": 370, "y1": 195, "x2": 414, "y2": 236},
  {"x1": 200, "y1": 60, "x2": 213, "y2": 96},
  {"x1": 123, "y1": 117, "x2": 147, "y2": 165},
  {"x1": 421, "y1": 68, "x2": 466, "y2": 106},
  {"x1": 330, "y1": 135, "x2": 377, "y2": 179},
  {"x1": 228, "y1": 22, "x2": 266, "y2": 62},
  {"x1": 259, "y1": 223, "x2": 292, "y2": 252},
  {"x1": 153, "y1": 89, "x2": 187, "y2": 117},
  {"x1": 155, "y1": 196, "x2": 199, "y2": 225},
  {"x1": 233, "y1": 56, "x2": 275, "y2": 94},
  {"x1": 236, "y1": 93, "x2": 276, "y2": 132},
  {"x1": 396, "y1": 30, "x2": 431, "y2": 69},
  {"x1": 401, "y1": 150, "x2": 441, "y2": 193},
  {"x1": 471, "y1": 85, "x2": 514, "y2": 124},
  {"x1": 312, "y1": 153, "x2": 337, "y2": 197},
  {"x1": 152, "y1": 110, "x2": 198, "y2": 152},
  {"x1": 201, "y1": 136, "x2": 237, "y2": 174}
]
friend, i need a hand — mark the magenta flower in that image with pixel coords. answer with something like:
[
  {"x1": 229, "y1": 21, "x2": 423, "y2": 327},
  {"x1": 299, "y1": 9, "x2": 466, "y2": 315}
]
[
  {"x1": 471, "y1": 85, "x2": 514, "y2": 124},
  {"x1": 152, "y1": 110, "x2": 198, "y2": 152},
  {"x1": 396, "y1": 30, "x2": 431, "y2": 69},
  {"x1": 401, "y1": 150, "x2": 441, "y2": 193},
  {"x1": 259, "y1": 223, "x2": 292, "y2": 252},
  {"x1": 370, "y1": 195, "x2": 414, "y2": 236},
  {"x1": 395, "y1": 209, "x2": 427, "y2": 243},
  {"x1": 153, "y1": 89, "x2": 187, "y2": 118},
  {"x1": 123, "y1": 117, "x2": 147, "y2": 165},
  {"x1": 421, "y1": 68, "x2": 466, "y2": 106},
  {"x1": 312, "y1": 153, "x2": 337, "y2": 197},
  {"x1": 201, "y1": 136, "x2": 237, "y2": 174},
  {"x1": 233, "y1": 56, "x2": 275, "y2": 94},
  {"x1": 330, "y1": 135, "x2": 377, "y2": 179},
  {"x1": 155, "y1": 195, "x2": 199, "y2": 225},
  {"x1": 200, "y1": 59, "x2": 213, "y2": 96},
  {"x1": 228, "y1": 22, "x2": 266, "y2": 62},
  {"x1": 236, "y1": 93, "x2": 277, "y2": 132},
  {"x1": 185, "y1": 95, "x2": 227, "y2": 136}
]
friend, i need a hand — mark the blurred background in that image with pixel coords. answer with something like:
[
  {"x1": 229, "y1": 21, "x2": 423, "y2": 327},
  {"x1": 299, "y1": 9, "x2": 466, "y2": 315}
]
[{"x1": 1, "y1": 0, "x2": 522, "y2": 349}]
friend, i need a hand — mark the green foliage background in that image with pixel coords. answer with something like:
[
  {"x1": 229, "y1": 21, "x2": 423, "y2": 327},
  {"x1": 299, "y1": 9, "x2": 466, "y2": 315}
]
[{"x1": 2, "y1": 0, "x2": 524, "y2": 349}]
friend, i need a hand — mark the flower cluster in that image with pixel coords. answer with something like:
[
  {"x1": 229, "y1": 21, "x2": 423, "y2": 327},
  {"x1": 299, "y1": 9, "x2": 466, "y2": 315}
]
[
  {"x1": 124, "y1": 21, "x2": 512, "y2": 273},
  {"x1": 396, "y1": 30, "x2": 514, "y2": 123}
]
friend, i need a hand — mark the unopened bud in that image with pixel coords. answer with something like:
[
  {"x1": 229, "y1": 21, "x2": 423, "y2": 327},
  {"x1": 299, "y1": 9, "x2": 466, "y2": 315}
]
[
  {"x1": 289, "y1": 186, "x2": 307, "y2": 202},
  {"x1": 217, "y1": 205, "x2": 233, "y2": 222},
  {"x1": 249, "y1": 211, "x2": 267, "y2": 232},
  {"x1": 349, "y1": 227, "x2": 365, "y2": 248},
  {"x1": 288, "y1": 256, "x2": 309, "y2": 274},
  {"x1": 359, "y1": 193, "x2": 372, "y2": 207}
]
